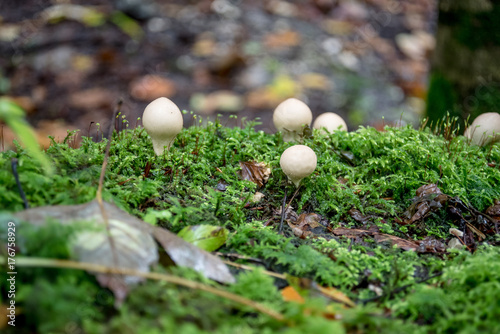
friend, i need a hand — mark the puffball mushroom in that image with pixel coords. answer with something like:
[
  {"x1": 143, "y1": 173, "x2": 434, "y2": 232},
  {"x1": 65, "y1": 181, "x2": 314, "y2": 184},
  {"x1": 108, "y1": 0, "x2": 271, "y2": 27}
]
[
  {"x1": 280, "y1": 145, "x2": 317, "y2": 187},
  {"x1": 273, "y1": 98, "x2": 313, "y2": 142},
  {"x1": 464, "y1": 112, "x2": 500, "y2": 146},
  {"x1": 142, "y1": 97, "x2": 183, "y2": 155},
  {"x1": 313, "y1": 112, "x2": 347, "y2": 133}
]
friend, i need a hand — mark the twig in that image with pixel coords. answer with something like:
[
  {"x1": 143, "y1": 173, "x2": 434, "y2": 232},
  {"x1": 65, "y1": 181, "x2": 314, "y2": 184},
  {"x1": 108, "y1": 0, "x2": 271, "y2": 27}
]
[
  {"x1": 359, "y1": 271, "x2": 443, "y2": 304},
  {"x1": 221, "y1": 259, "x2": 286, "y2": 280},
  {"x1": 278, "y1": 185, "x2": 288, "y2": 233},
  {"x1": 286, "y1": 185, "x2": 301, "y2": 211},
  {"x1": 96, "y1": 100, "x2": 122, "y2": 203},
  {"x1": 96, "y1": 100, "x2": 122, "y2": 267},
  {"x1": 11, "y1": 158, "x2": 29, "y2": 209},
  {"x1": 0, "y1": 255, "x2": 285, "y2": 322}
]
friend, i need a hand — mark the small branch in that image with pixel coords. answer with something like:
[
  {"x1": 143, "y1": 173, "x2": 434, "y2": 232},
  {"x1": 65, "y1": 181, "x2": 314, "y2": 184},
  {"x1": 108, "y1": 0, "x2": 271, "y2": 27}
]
[
  {"x1": 0, "y1": 255, "x2": 285, "y2": 322},
  {"x1": 359, "y1": 271, "x2": 443, "y2": 304},
  {"x1": 11, "y1": 158, "x2": 29, "y2": 209},
  {"x1": 221, "y1": 259, "x2": 286, "y2": 280},
  {"x1": 96, "y1": 100, "x2": 122, "y2": 204},
  {"x1": 96, "y1": 100, "x2": 122, "y2": 268},
  {"x1": 278, "y1": 185, "x2": 288, "y2": 233},
  {"x1": 286, "y1": 185, "x2": 301, "y2": 211}
]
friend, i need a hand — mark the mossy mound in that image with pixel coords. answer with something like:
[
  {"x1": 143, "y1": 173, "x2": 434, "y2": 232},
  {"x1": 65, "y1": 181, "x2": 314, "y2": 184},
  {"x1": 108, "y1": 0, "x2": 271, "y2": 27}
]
[{"x1": 1, "y1": 119, "x2": 499, "y2": 333}]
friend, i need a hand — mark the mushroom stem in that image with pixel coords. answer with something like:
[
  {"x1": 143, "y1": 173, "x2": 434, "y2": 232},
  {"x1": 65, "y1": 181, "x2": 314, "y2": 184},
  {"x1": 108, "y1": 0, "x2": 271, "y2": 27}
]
[{"x1": 152, "y1": 138, "x2": 176, "y2": 156}]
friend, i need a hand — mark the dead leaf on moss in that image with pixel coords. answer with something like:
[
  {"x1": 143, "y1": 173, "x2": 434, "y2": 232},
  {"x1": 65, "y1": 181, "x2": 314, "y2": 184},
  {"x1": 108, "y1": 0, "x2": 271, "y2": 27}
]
[
  {"x1": 288, "y1": 213, "x2": 324, "y2": 238},
  {"x1": 374, "y1": 233, "x2": 418, "y2": 251},
  {"x1": 239, "y1": 161, "x2": 271, "y2": 188},
  {"x1": 486, "y1": 200, "x2": 500, "y2": 220},
  {"x1": 403, "y1": 184, "x2": 449, "y2": 224},
  {"x1": 15, "y1": 200, "x2": 235, "y2": 304},
  {"x1": 331, "y1": 227, "x2": 373, "y2": 237},
  {"x1": 348, "y1": 208, "x2": 371, "y2": 224},
  {"x1": 332, "y1": 227, "x2": 418, "y2": 251},
  {"x1": 416, "y1": 236, "x2": 446, "y2": 253}
]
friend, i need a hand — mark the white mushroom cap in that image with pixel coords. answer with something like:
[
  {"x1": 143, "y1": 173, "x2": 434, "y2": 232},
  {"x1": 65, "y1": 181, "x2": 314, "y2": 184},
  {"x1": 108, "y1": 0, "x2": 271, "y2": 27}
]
[
  {"x1": 464, "y1": 112, "x2": 500, "y2": 146},
  {"x1": 273, "y1": 98, "x2": 313, "y2": 142},
  {"x1": 312, "y1": 112, "x2": 348, "y2": 133},
  {"x1": 142, "y1": 97, "x2": 183, "y2": 155},
  {"x1": 279, "y1": 145, "x2": 317, "y2": 187}
]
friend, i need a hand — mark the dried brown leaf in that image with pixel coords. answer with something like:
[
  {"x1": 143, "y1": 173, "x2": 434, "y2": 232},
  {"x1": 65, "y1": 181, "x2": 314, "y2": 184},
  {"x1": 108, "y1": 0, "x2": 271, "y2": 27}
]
[
  {"x1": 485, "y1": 200, "x2": 500, "y2": 218},
  {"x1": 348, "y1": 208, "x2": 371, "y2": 224},
  {"x1": 416, "y1": 237, "x2": 446, "y2": 253},
  {"x1": 239, "y1": 161, "x2": 271, "y2": 188},
  {"x1": 374, "y1": 233, "x2": 418, "y2": 251}
]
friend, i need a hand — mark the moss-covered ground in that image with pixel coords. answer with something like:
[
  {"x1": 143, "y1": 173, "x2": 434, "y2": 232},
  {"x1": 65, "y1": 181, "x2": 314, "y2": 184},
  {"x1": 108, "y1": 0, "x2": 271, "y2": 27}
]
[{"x1": 1, "y1": 116, "x2": 499, "y2": 333}]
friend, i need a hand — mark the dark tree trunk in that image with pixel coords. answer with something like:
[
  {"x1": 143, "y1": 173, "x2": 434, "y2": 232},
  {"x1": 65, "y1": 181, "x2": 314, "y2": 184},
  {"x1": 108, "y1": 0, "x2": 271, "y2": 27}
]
[{"x1": 426, "y1": 0, "x2": 500, "y2": 132}]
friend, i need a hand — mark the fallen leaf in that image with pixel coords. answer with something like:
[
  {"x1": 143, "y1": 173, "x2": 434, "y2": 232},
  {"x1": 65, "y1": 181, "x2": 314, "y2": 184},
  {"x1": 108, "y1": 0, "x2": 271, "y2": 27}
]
[
  {"x1": 72, "y1": 218, "x2": 158, "y2": 303},
  {"x1": 177, "y1": 225, "x2": 229, "y2": 252},
  {"x1": 374, "y1": 233, "x2": 418, "y2": 251},
  {"x1": 192, "y1": 33, "x2": 216, "y2": 57},
  {"x1": 190, "y1": 91, "x2": 243, "y2": 115},
  {"x1": 68, "y1": 88, "x2": 114, "y2": 110},
  {"x1": 331, "y1": 227, "x2": 373, "y2": 237},
  {"x1": 447, "y1": 238, "x2": 464, "y2": 250},
  {"x1": 486, "y1": 200, "x2": 500, "y2": 219},
  {"x1": 348, "y1": 208, "x2": 371, "y2": 224},
  {"x1": 246, "y1": 88, "x2": 280, "y2": 109},
  {"x1": 152, "y1": 226, "x2": 234, "y2": 284},
  {"x1": 129, "y1": 75, "x2": 176, "y2": 101},
  {"x1": 281, "y1": 286, "x2": 305, "y2": 303},
  {"x1": 15, "y1": 200, "x2": 235, "y2": 304},
  {"x1": 251, "y1": 191, "x2": 265, "y2": 203},
  {"x1": 264, "y1": 30, "x2": 301, "y2": 49},
  {"x1": 395, "y1": 30, "x2": 434, "y2": 60},
  {"x1": 299, "y1": 73, "x2": 332, "y2": 91},
  {"x1": 404, "y1": 184, "x2": 449, "y2": 224},
  {"x1": 315, "y1": 285, "x2": 356, "y2": 308},
  {"x1": 332, "y1": 227, "x2": 419, "y2": 251},
  {"x1": 322, "y1": 19, "x2": 355, "y2": 35},
  {"x1": 416, "y1": 236, "x2": 446, "y2": 253},
  {"x1": 239, "y1": 161, "x2": 271, "y2": 188},
  {"x1": 288, "y1": 213, "x2": 323, "y2": 238},
  {"x1": 416, "y1": 183, "x2": 442, "y2": 197}
]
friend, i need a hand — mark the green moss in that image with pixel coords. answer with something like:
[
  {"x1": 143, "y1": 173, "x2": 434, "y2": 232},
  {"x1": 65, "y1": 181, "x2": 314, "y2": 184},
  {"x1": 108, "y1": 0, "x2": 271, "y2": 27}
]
[{"x1": 1, "y1": 119, "x2": 499, "y2": 333}]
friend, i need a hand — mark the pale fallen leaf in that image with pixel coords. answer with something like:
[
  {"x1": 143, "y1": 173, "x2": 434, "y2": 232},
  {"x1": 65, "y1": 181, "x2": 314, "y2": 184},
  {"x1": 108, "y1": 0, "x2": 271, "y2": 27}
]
[
  {"x1": 14, "y1": 200, "x2": 235, "y2": 303},
  {"x1": 190, "y1": 91, "x2": 243, "y2": 115}
]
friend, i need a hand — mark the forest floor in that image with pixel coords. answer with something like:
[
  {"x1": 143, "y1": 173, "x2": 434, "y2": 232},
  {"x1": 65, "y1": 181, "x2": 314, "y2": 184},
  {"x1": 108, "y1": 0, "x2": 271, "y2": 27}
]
[
  {"x1": 1, "y1": 118, "x2": 499, "y2": 333},
  {"x1": 1, "y1": 0, "x2": 435, "y2": 147}
]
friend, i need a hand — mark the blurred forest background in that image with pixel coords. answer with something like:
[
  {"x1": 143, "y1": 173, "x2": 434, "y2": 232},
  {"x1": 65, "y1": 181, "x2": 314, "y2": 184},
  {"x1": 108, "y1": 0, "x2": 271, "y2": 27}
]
[{"x1": 0, "y1": 0, "x2": 460, "y2": 148}]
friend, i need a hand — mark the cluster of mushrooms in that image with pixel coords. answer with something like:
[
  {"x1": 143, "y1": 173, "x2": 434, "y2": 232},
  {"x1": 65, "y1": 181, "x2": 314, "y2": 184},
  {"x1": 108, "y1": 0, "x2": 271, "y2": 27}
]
[
  {"x1": 141, "y1": 97, "x2": 500, "y2": 189},
  {"x1": 141, "y1": 97, "x2": 348, "y2": 189},
  {"x1": 273, "y1": 98, "x2": 347, "y2": 189}
]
